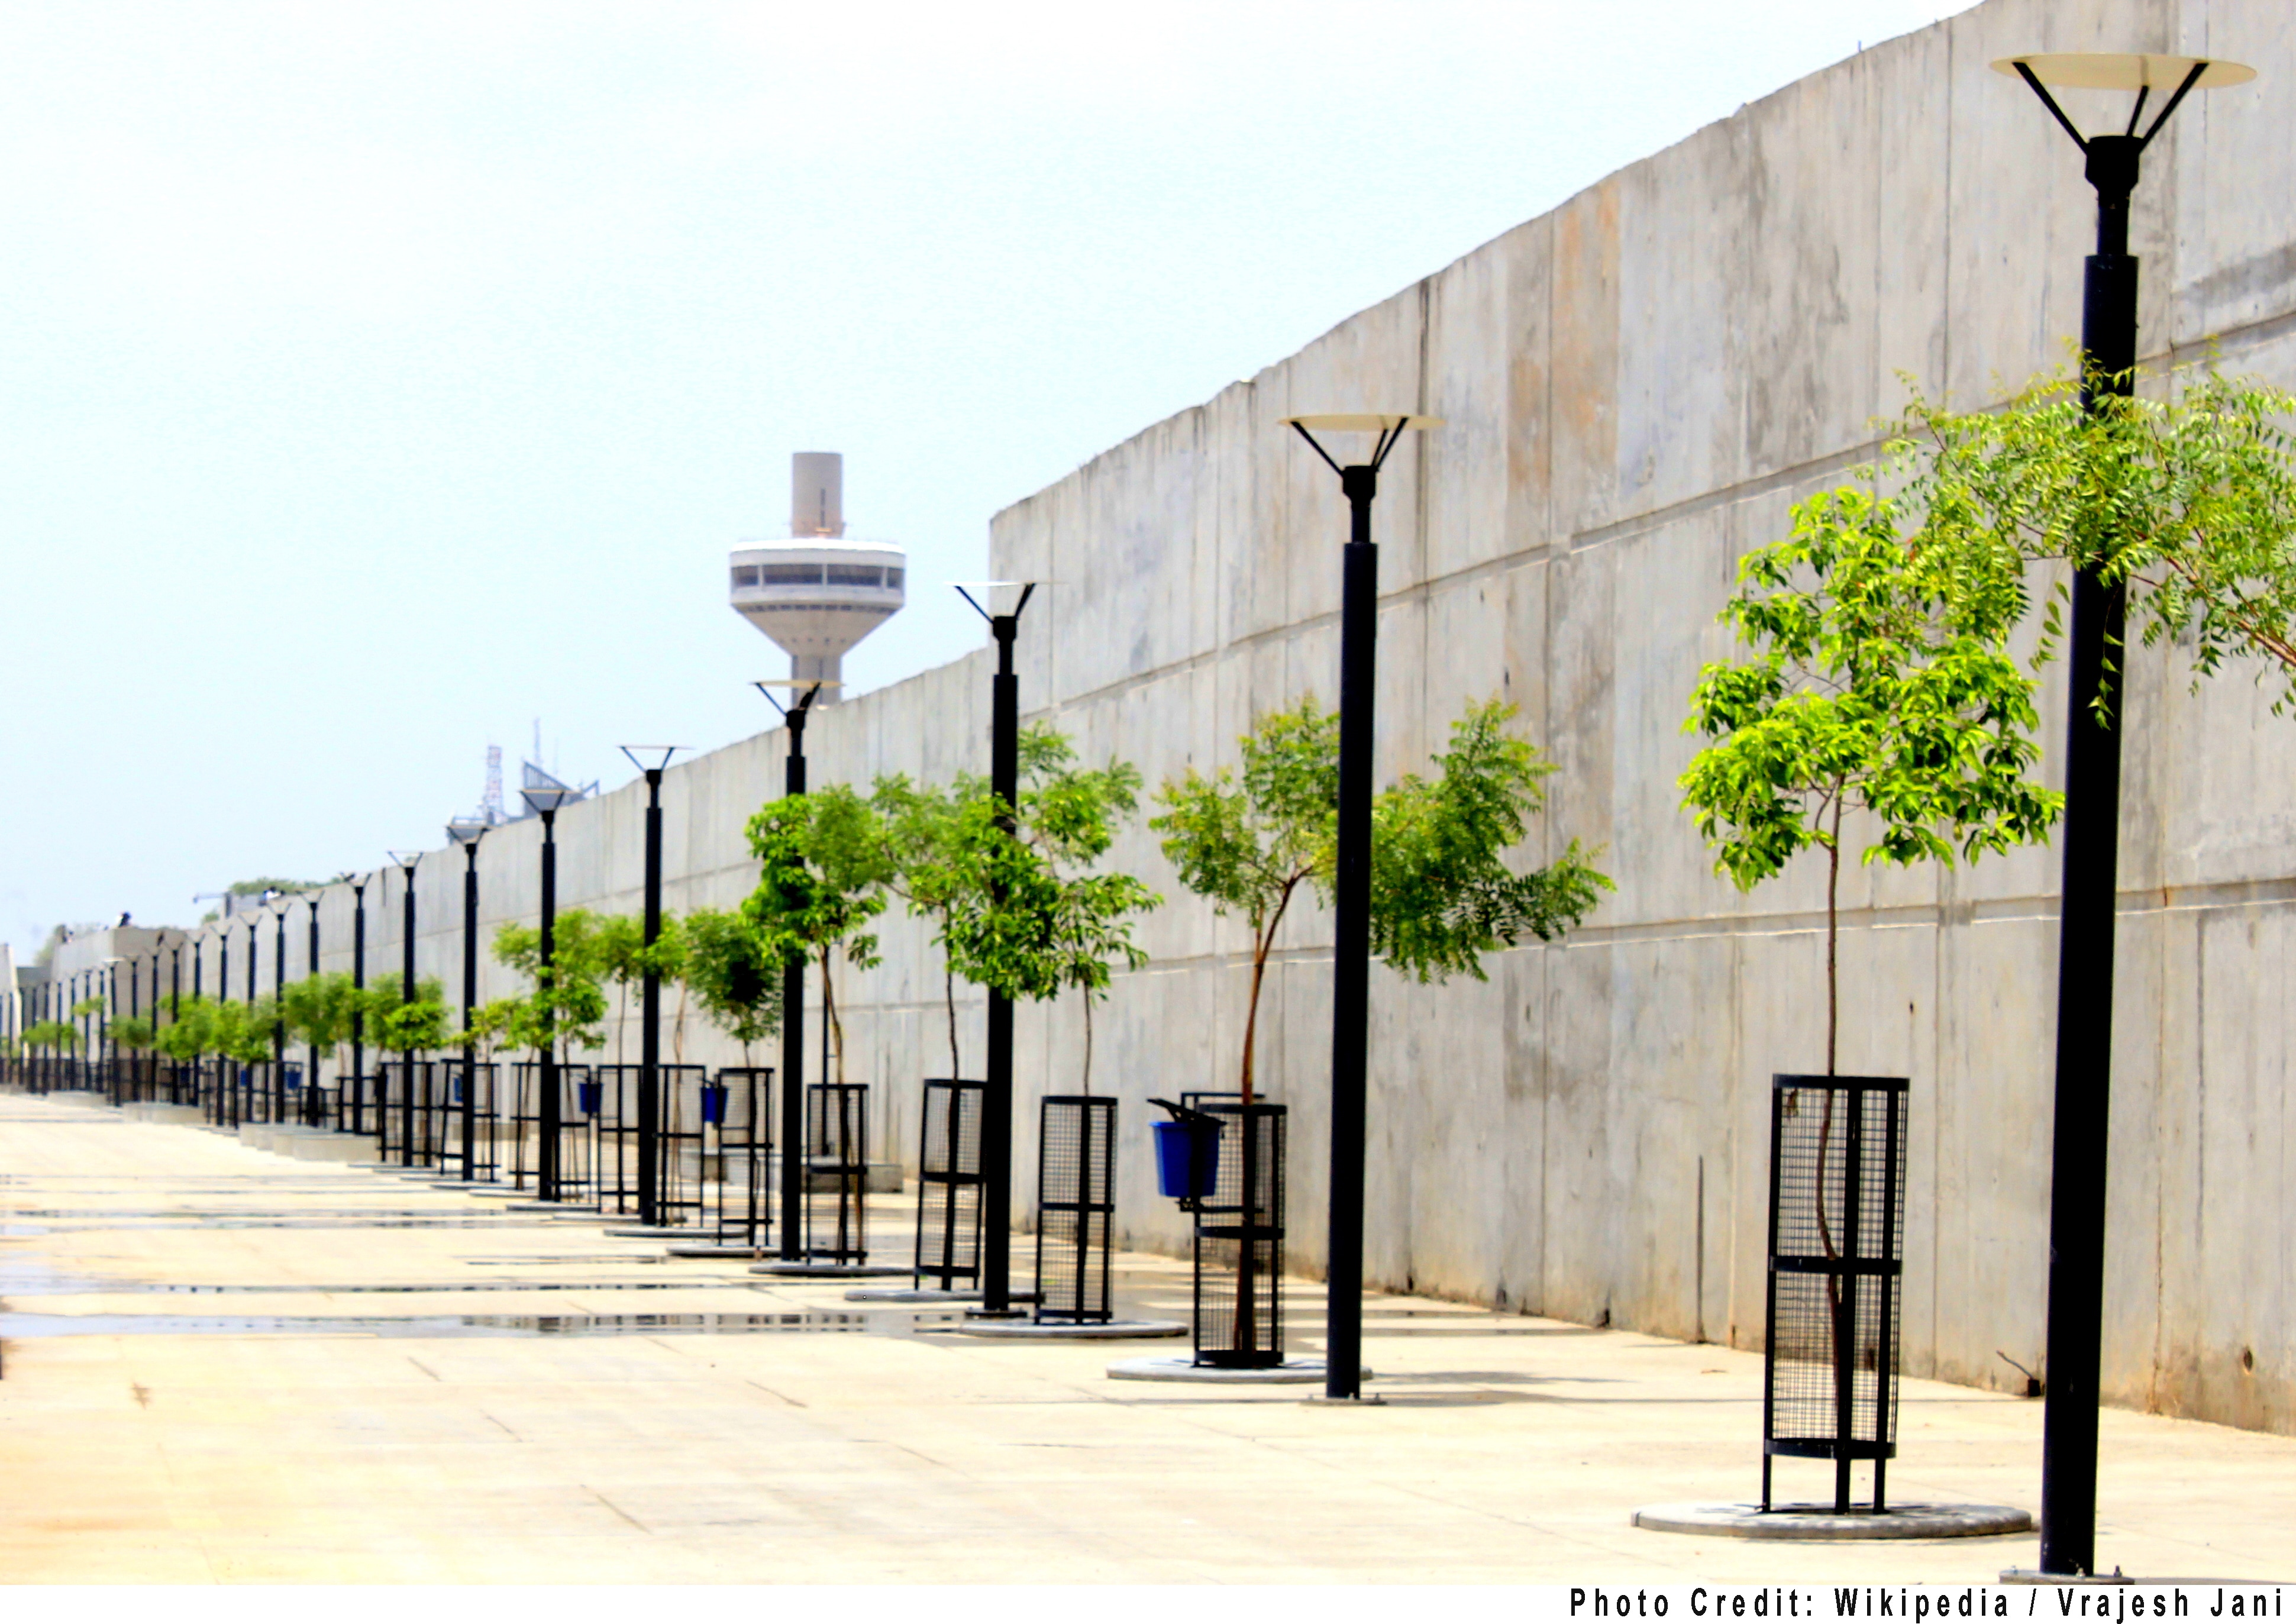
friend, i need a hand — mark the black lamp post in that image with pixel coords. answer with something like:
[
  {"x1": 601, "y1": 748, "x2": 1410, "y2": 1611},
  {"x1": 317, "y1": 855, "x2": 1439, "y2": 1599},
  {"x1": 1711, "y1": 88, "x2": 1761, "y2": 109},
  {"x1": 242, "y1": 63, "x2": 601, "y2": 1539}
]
[
  {"x1": 243, "y1": 914, "x2": 260, "y2": 1125},
  {"x1": 126, "y1": 957, "x2": 140, "y2": 1100},
  {"x1": 953, "y1": 582, "x2": 1038, "y2": 1317},
  {"x1": 341, "y1": 872, "x2": 370, "y2": 1134},
  {"x1": 388, "y1": 853, "x2": 422, "y2": 1165},
  {"x1": 302, "y1": 894, "x2": 322, "y2": 1125},
  {"x1": 1994, "y1": 49, "x2": 2255, "y2": 1579},
  {"x1": 445, "y1": 818, "x2": 487, "y2": 1181},
  {"x1": 522, "y1": 787, "x2": 576, "y2": 1200},
  {"x1": 1283, "y1": 411, "x2": 1441, "y2": 1402},
  {"x1": 269, "y1": 892, "x2": 290, "y2": 1122},
  {"x1": 755, "y1": 680, "x2": 831, "y2": 1258},
  {"x1": 166, "y1": 938, "x2": 182, "y2": 1103},
  {"x1": 618, "y1": 746, "x2": 684, "y2": 1226},
  {"x1": 102, "y1": 958, "x2": 121, "y2": 1107}
]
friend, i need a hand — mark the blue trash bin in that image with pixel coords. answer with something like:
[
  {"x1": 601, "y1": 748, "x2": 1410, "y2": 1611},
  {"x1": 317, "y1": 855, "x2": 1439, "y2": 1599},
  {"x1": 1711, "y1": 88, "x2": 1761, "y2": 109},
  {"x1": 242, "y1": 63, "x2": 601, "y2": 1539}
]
[
  {"x1": 700, "y1": 1083, "x2": 728, "y2": 1126},
  {"x1": 1153, "y1": 1119, "x2": 1220, "y2": 1200},
  {"x1": 577, "y1": 1080, "x2": 602, "y2": 1116}
]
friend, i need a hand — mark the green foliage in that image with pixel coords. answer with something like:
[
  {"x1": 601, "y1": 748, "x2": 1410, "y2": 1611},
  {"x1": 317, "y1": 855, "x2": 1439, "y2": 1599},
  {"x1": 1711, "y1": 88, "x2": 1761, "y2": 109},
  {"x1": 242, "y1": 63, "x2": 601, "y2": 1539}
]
[
  {"x1": 742, "y1": 786, "x2": 892, "y2": 1083},
  {"x1": 23, "y1": 1019, "x2": 80, "y2": 1052},
  {"x1": 153, "y1": 998, "x2": 214, "y2": 1062},
  {"x1": 347, "y1": 977, "x2": 450, "y2": 1054},
  {"x1": 455, "y1": 997, "x2": 529, "y2": 1060},
  {"x1": 70, "y1": 995, "x2": 106, "y2": 1019},
  {"x1": 871, "y1": 771, "x2": 978, "y2": 1072},
  {"x1": 492, "y1": 914, "x2": 611, "y2": 1059},
  {"x1": 1373, "y1": 703, "x2": 1614, "y2": 982},
  {"x1": 681, "y1": 906, "x2": 783, "y2": 1061},
  {"x1": 871, "y1": 727, "x2": 1158, "y2": 1089},
  {"x1": 1897, "y1": 364, "x2": 2296, "y2": 712},
  {"x1": 944, "y1": 729, "x2": 1158, "y2": 1092},
  {"x1": 1155, "y1": 695, "x2": 1604, "y2": 1100},
  {"x1": 279, "y1": 972, "x2": 364, "y2": 1054},
  {"x1": 1681, "y1": 475, "x2": 2062, "y2": 1074},
  {"x1": 112, "y1": 1016, "x2": 156, "y2": 1049}
]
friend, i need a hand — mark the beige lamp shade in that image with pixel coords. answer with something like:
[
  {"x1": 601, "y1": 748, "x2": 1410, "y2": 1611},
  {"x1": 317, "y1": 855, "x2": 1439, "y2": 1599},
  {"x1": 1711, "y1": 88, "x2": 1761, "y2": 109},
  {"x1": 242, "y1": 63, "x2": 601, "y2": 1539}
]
[{"x1": 1990, "y1": 53, "x2": 2255, "y2": 91}]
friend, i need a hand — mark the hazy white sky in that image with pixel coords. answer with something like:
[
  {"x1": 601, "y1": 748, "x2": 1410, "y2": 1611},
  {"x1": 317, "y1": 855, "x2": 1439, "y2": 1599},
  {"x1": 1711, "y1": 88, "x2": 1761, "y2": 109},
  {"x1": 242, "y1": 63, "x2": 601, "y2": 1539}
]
[{"x1": 1, "y1": 0, "x2": 1979, "y2": 954}]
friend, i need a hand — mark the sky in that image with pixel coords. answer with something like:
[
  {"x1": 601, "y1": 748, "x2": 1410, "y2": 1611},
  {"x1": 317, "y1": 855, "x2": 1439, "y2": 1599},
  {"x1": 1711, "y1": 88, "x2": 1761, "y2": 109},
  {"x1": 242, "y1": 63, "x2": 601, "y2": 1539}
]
[{"x1": 0, "y1": 0, "x2": 1981, "y2": 956}]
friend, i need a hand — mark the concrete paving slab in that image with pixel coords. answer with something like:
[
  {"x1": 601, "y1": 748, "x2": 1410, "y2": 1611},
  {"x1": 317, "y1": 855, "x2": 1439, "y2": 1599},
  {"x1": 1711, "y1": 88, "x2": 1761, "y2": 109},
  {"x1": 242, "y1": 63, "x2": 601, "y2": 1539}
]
[{"x1": 3, "y1": 1093, "x2": 2294, "y2": 1583}]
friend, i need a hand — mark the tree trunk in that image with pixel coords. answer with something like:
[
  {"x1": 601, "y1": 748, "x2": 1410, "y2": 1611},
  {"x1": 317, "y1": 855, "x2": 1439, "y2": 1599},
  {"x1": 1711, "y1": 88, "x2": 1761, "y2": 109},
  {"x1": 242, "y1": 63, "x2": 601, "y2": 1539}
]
[
  {"x1": 1081, "y1": 992, "x2": 1093, "y2": 1096},
  {"x1": 820, "y1": 945, "x2": 845, "y2": 1085},
  {"x1": 944, "y1": 961, "x2": 960, "y2": 1077},
  {"x1": 1239, "y1": 932, "x2": 1270, "y2": 1109}
]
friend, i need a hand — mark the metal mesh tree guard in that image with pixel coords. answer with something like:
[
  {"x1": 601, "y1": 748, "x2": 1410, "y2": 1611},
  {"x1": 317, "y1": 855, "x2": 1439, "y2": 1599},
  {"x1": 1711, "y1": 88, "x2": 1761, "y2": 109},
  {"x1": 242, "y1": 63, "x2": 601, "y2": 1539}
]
[
  {"x1": 654, "y1": 1064, "x2": 711, "y2": 1229},
  {"x1": 913, "y1": 1080, "x2": 986, "y2": 1290},
  {"x1": 804, "y1": 1082, "x2": 870, "y2": 1264},
  {"x1": 443, "y1": 1061, "x2": 502, "y2": 1181},
  {"x1": 1186, "y1": 1095, "x2": 1286, "y2": 1368},
  {"x1": 589, "y1": 1064, "x2": 643, "y2": 1213},
  {"x1": 557, "y1": 1063, "x2": 598, "y2": 1202},
  {"x1": 705, "y1": 1067, "x2": 773, "y2": 1246},
  {"x1": 1035, "y1": 1095, "x2": 1116, "y2": 1325},
  {"x1": 1763, "y1": 1073, "x2": 1908, "y2": 1513}
]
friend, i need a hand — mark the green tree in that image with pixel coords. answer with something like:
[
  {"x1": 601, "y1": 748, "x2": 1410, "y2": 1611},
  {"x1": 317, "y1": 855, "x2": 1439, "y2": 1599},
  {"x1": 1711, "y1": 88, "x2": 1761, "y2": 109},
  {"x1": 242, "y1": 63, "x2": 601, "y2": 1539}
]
[
  {"x1": 1680, "y1": 487, "x2": 2062, "y2": 1076},
  {"x1": 939, "y1": 729, "x2": 1159, "y2": 1094},
  {"x1": 742, "y1": 784, "x2": 892, "y2": 1086},
  {"x1": 280, "y1": 972, "x2": 365, "y2": 1081},
  {"x1": 23, "y1": 1020, "x2": 80, "y2": 1052},
  {"x1": 455, "y1": 997, "x2": 529, "y2": 1067},
  {"x1": 1899, "y1": 364, "x2": 2296, "y2": 710},
  {"x1": 590, "y1": 913, "x2": 648, "y2": 1065},
  {"x1": 70, "y1": 995, "x2": 105, "y2": 1019},
  {"x1": 870, "y1": 773, "x2": 973, "y2": 1074},
  {"x1": 492, "y1": 913, "x2": 611, "y2": 1061},
  {"x1": 682, "y1": 907, "x2": 782, "y2": 1066},
  {"x1": 1155, "y1": 696, "x2": 1606, "y2": 1105},
  {"x1": 112, "y1": 1016, "x2": 156, "y2": 1050},
  {"x1": 153, "y1": 997, "x2": 216, "y2": 1064}
]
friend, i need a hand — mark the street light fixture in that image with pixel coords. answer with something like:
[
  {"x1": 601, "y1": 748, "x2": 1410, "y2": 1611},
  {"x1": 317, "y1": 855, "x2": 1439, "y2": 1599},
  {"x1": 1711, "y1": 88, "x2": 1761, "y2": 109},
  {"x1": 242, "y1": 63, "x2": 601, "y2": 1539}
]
[
  {"x1": 267, "y1": 890, "x2": 293, "y2": 1122},
  {"x1": 387, "y1": 852, "x2": 422, "y2": 1166},
  {"x1": 1281, "y1": 411, "x2": 1442, "y2": 1402},
  {"x1": 618, "y1": 746, "x2": 686, "y2": 1226},
  {"x1": 519, "y1": 785, "x2": 577, "y2": 1200},
  {"x1": 952, "y1": 582, "x2": 1038, "y2": 1316},
  {"x1": 338, "y1": 872, "x2": 372, "y2": 1134},
  {"x1": 301, "y1": 893, "x2": 324, "y2": 1125},
  {"x1": 1991, "y1": 48, "x2": 2255, "y2": 1580},
  {"x1": 755, "y1": 680, "x2": 834, "y2": 1258},
  {"x1": 99, "y1": 957, "x2": 123, "y2": 1107},
  {"x1": 445, "y1": 819, "x2": 488, "y2": 1180}
]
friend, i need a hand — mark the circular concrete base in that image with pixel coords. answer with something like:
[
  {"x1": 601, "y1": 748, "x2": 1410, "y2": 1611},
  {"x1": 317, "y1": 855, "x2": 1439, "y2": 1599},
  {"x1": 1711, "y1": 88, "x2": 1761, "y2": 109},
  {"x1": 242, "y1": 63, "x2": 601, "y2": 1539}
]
[
  {"x1": 503, "y1": 1200, "x2": 600, "y2": 1214},
  {"x1": 845, "y1": 1287, "x2": 981, "y2": 1303},
  {"x1": 1106, "y1": 1355, "x2": 1371, "y2": 1384},
  {"x1": 664, "y1": 1243, "x2": 777, "y2": 1260},
  {"x1": 748, "y1": 1262, "x2": 912, "y2": 1279},
  {"x1": 601, "y1": 1226, "x2": 707, "y2": 1241},
  {"x1": 1631, "y1": 1503, "x2": 2033, "y2": 1542},
  {"x1": 958, "y1": 1319, "x2": 1184, "y2": 1340}
]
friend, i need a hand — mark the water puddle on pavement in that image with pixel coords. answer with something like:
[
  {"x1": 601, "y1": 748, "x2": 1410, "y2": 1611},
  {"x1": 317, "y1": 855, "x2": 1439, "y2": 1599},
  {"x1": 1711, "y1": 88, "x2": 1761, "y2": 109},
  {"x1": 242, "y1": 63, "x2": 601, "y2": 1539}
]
[{"x1": 0, "y1": 1309, "x2": 955, "y2": 1339}]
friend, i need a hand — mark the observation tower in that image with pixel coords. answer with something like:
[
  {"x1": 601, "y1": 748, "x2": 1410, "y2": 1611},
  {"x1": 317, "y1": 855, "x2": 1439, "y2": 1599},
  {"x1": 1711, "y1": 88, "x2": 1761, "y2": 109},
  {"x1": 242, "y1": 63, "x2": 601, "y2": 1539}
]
[{"x1": 729, "y1": 452, "x2": 905, "y2": 702}]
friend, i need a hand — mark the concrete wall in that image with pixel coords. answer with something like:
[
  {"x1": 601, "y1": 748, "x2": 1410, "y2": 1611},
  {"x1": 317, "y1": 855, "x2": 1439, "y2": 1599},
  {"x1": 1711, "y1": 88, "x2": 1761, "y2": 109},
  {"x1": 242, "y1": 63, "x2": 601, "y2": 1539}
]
[{"x1": 83, "y1": 0, "x2": 2296, "y2": 1435}]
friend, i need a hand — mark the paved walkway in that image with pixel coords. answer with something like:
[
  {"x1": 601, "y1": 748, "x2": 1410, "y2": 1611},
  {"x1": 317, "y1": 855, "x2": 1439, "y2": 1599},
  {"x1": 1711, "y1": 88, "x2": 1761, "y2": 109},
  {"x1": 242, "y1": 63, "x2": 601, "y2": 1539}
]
[{"x1": 1, "y1": 1090, "x2": 2288, "y2": 1584}]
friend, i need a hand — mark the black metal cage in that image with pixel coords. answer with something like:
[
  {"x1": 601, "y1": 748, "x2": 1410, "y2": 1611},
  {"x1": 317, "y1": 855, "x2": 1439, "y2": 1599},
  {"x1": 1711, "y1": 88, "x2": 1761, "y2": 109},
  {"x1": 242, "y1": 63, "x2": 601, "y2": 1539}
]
[
  {"x1": 705, "y1": 1067, "x2": 773, "y2": 1246},
  {"x1": 1763, "y1": 1073, "x2": 1908, "y2": 1513},
  {"x1": 1035, "y1": 1094, "x2": 1116, "y2": 1325},
  {"x1": 1185, "y1": 1095, "x2": 1286, "y2": 1368},
  {"x1": 804, "y1": 1082, "x2": 871, "y2": 1264},
  {"x1": 915, "y1": 1079, "x2": 986, "y2": 1290}
]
